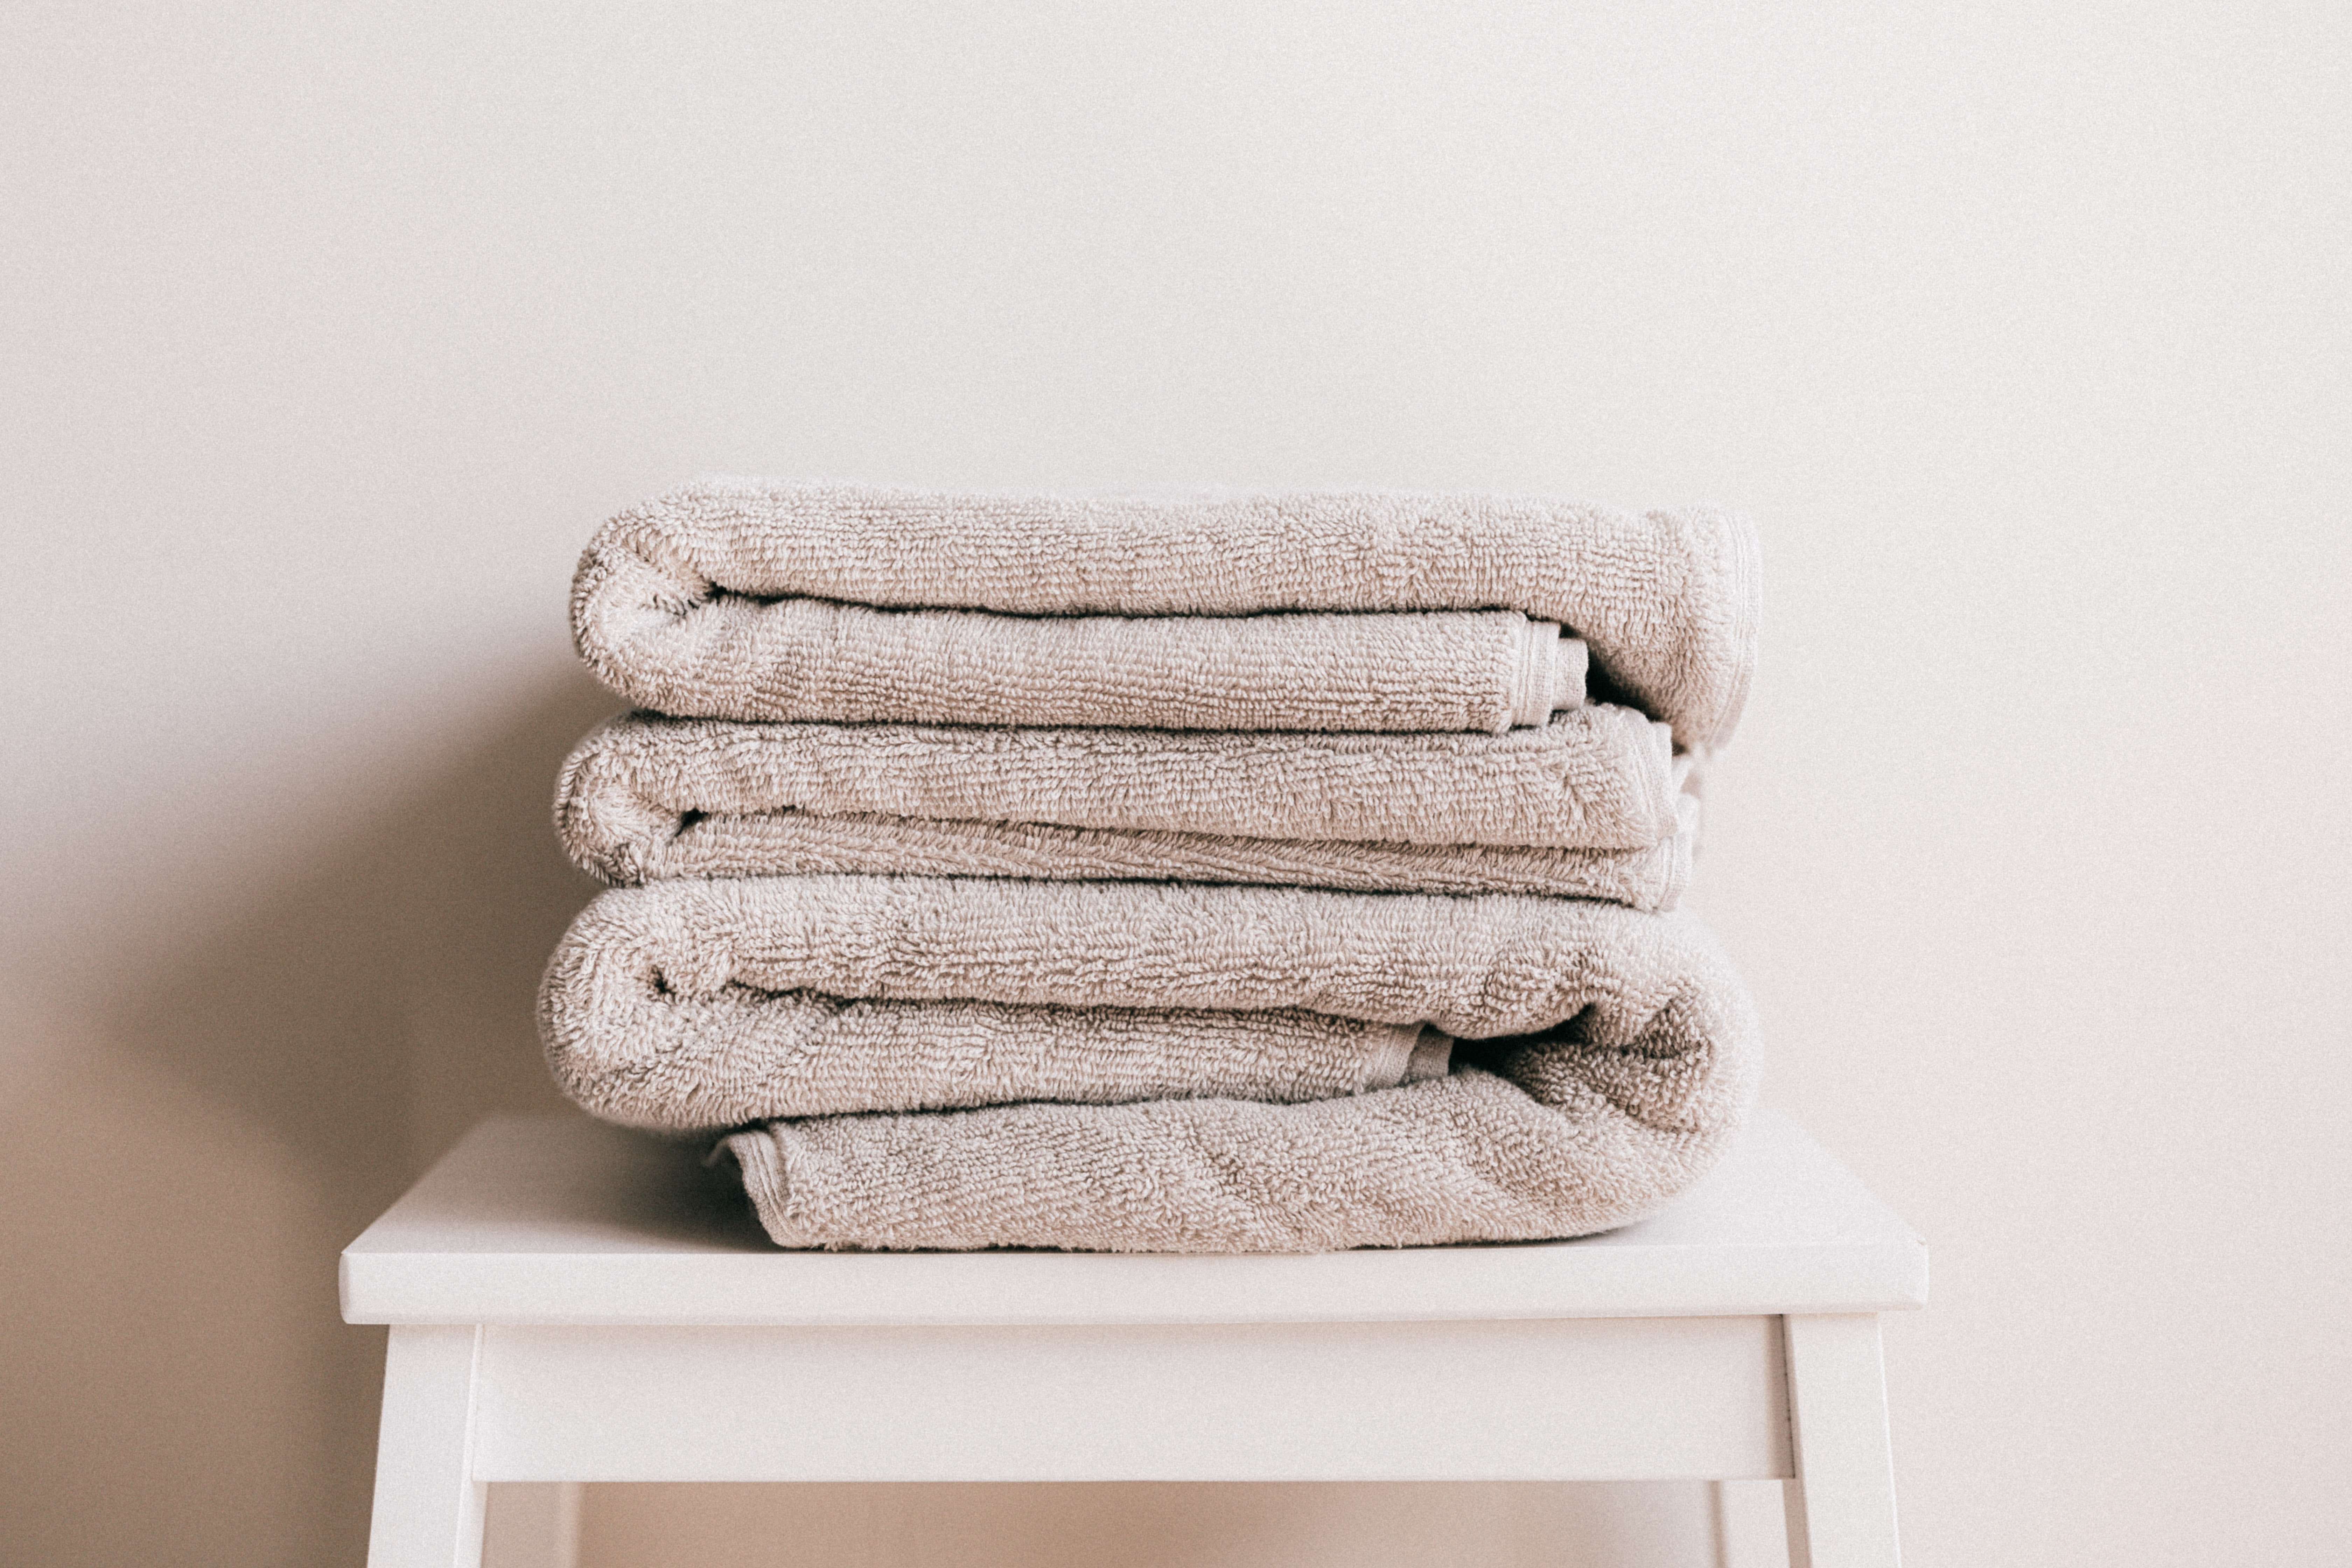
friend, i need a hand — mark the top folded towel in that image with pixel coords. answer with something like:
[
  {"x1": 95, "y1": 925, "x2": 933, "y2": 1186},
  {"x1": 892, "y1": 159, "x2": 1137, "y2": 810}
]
[{"x1": 573, "y1": 481, "x2": 1761, "y2": 747}]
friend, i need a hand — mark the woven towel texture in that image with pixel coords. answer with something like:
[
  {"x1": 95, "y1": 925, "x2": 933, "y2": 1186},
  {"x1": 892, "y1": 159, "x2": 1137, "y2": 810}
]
[
  {"x1": 537, "y1": 480, "x2": 1763, "y2": 1253},
  {"x1": 571, "y1": 480, "x2": 1757, "y2": 746},
  {"x1": 540, "y1": 875, "x2": 1757, "y2": 1251},
  {"x1": 555, "y1": 706, "x2": 1691, "y2": 906},
  {"x1": 570, "y1": 798, "x2": 1695, "y2": 911},
  {"x1": 654, "y1": 880, "x2": 1758, "y2": 1252}
]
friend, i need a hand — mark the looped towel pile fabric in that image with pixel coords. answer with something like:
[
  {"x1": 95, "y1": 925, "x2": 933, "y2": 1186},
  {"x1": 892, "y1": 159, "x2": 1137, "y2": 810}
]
[
  {"x1": 555, "y1": 707, "x2": 1701, "y2": 909},
  {"x1": 538, "y1": 479, "x2": 1764, "y2": 1253}
]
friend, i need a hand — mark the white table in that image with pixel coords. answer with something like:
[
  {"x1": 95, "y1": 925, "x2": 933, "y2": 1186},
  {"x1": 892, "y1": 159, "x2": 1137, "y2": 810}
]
[{"x1": 342, "y1": 1111, "x2": 1925, "y2": 1568}]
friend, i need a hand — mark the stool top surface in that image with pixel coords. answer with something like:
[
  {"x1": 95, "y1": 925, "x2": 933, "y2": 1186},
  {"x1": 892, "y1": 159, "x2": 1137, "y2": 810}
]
[{"x1": 341, "y1": 1110, "x2": 1925, "y2": 1326}]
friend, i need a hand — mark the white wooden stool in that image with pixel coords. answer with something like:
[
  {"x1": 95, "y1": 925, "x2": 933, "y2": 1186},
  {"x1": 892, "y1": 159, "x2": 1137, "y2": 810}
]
[{"x1": 342, "y1": 1111, "x2": 1924, "y2": 1568}]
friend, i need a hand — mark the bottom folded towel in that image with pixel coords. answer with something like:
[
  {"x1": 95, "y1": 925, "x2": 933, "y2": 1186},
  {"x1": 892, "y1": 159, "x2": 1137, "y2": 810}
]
[{"x1": 540, "y1": 875, "x2": 1759, "y2": 1252}]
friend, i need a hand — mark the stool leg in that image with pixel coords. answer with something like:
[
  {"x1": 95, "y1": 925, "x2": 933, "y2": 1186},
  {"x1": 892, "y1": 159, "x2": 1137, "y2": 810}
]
[
  {"x1": 1780, "y1": 1315, "x2": 1901, "y2": 1568},
  {"x1": 1714, "y1": 1478, "x2": 1793, "y2": 1567},
  {"x1": 484, "y1": 1483, "x2": 582, "y2": 1568},
  {"x1": 367, "y1": 1325, "x2": 489, "y2": 1568}
]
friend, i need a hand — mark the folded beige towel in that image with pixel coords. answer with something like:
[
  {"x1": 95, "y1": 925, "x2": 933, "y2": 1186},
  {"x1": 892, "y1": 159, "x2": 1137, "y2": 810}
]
[
  {"x1": 570, "y1": 796, "x2": 1696, "y2": 910},
  {"x1": 573, "y1": 481, "x2": 1758, "y2": 745},
  {"x1": 556, "y1": 706, "x2": 1693, "y2": 905},
  {"x1": 539, "y1": 876, "x2": 1756, "y2": 1250}
]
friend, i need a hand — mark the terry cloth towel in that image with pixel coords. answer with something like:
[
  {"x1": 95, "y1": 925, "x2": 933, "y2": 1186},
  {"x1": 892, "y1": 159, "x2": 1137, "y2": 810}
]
[
  {"x1": 555, "y1": 706, "x2": 1696, "y2": 907},
  {"x1": 572, "y1": 481, "x2": 1759, "y2": 746},
  {"x1": 558, "y1": 794, "x2": 1696, "y2": 910},
  {"x1": 538, "y1": 876, "x2": 1757, "y2": 1251}
]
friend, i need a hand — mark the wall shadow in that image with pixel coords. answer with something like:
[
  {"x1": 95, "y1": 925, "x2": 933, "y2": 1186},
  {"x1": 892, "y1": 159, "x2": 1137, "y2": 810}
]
[{"x1": 0, "y1": 662, "x2": 624, "y2": 1568}]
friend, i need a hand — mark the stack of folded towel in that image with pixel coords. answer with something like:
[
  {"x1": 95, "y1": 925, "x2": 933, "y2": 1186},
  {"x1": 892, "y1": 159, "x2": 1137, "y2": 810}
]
[{"x1": 538, "y1": 481, "x2": 1763, "y2": 1252}]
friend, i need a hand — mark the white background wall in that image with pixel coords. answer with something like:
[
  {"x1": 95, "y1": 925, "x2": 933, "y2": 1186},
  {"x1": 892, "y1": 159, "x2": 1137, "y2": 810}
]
[{"x1": 4, "y1": 3, "x2": 2346, "y2": 1564}]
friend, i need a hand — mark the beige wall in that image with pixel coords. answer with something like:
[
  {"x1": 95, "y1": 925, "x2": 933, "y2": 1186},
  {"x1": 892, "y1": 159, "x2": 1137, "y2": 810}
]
[{"x1": 4, "y1": 3, "x2": 2346, "y2": 1564}]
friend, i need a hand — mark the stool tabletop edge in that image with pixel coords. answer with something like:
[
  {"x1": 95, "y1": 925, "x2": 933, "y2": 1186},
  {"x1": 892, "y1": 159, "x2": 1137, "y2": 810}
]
[{"x1": 340, "y1": 1110, "x2": 1926, "y2": 1326}]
